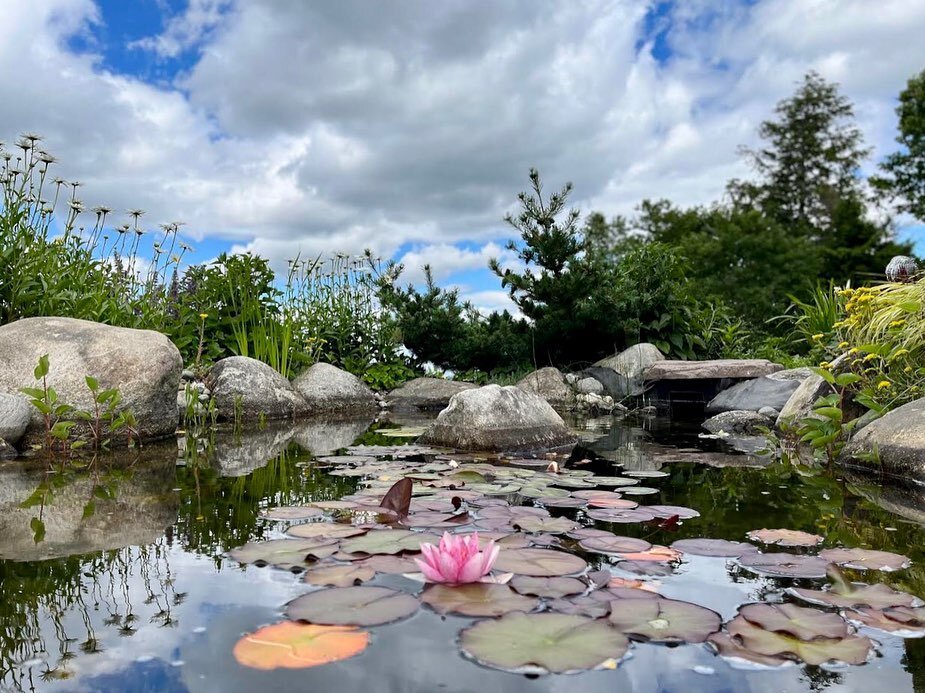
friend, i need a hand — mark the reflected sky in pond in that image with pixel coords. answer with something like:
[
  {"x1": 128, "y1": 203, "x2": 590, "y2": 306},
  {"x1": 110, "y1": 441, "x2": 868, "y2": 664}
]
[{"x1": 2, "y1": 416, "x2": 925, "y2": 692}]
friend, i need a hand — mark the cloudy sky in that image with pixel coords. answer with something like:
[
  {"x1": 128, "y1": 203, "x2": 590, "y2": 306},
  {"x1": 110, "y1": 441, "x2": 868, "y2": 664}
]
[{"x1": 2, "y1": 0, "x2": 924, "y2": 311}]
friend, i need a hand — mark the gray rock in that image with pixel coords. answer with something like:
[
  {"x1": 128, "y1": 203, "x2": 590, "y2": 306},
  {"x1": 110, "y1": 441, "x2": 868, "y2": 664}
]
[
  {"x1": 0, "y1": 393, "x2": 31, "y2": 446},
  {"x1": 705, "y1": 376, "x2": 800, "y2": 414},
  {"x1": 841, "y1": 398, "x2": 925, "y2": 480},
  {"x1": 516, "y1": 367, "x2": 575, "y2": 410},
  {"x1": 205, "y1": 356, "x2": 305, "y2": 422},
  {"x1": 645, "y1": 359, "x2": 783, "y2": 381},
  {"x1": 564, "y1": 373, "x2": 579, "y2": 385},
  {"x1": 576, "y1": 376, "x2": 604, "y2": 395},
  {"x1": 577, "y1": 367, "x2": 629, "y2": 399},
  {"x1": 776, "y1": 374, "x2": 832, "y2": 429},
  {"x1": 0, "y1": 317, "x2": 182, "y2": 445},
  {"x1": 576, "y1": 392, "x2": 626, "y2": 415},
  {"x1": 386, "y1": 377, "x2": 478, "y2": 412},
  {"x1": 594, "y1": 343, "x2": 665, "y2": 396},
  {"x1": 767, "y1": 367, "x2": 814, "y2": 382},
  {"x1": 703, "y1": 410, "x2": 773, "y2": 436},
  {"x1": 292, "y1": 362, "x2": 376, "y2": 416},
  {"x1": 0, "y1": 437, "x2": 15, "y2": 459},
  {"x1": 181, "y1": 369, "x2": 196, "y2": 381},
  {"x1": 758, "y1": 406, "x2": 780, "y2": 418},
  {"x1": 418, "y1": 385, "x2": 577, "y2": 452}
]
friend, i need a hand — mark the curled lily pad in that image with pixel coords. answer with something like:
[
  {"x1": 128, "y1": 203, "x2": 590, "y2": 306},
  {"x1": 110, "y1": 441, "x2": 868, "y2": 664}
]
[
  {"x1": 670, "y1": 538, "x2": 758, "y2": 558},
  {"x1": 303, "y1": 563, "x2": 377, "y2": 587},
  {"x1": 260, "y1": 506, "x2": 324, "y2": 521},
  {"x1": 739, "y1": 603, "x2": 849, "y2": 639},
  {"x1": 737, "y1": 553, "x2": 829, "y2": 579},
  {"x1": 287, "y1": 524, "x2": 367, "y2": 541},
  {"x1": 586, "y1": 508, "x2": 656, "y2": 523},
  {"x1": 287, "y1": 586, "x2": 419, "y2": 626},
  {"x1": 510, "y1": 576, "x2": 587, "y2": 599},
  {"x1": 608, "y1": 597, "x2": 721, "y2": 643},
  {"x1": 494, "y1": 548, "x2": 588, "y2": 577},
  {"x1": 646, "y1": 505, "x2": 700, "y2": 520},
  {"x1": 421, "y1": 583, "x2": 539, "y2": 617},
  {"x1": 789, "y1": 582, "x2": 923, "y2": 609},
  {"x1": 228, "y1": 539, "x2": 339, "y2": 572},
  {"x1": 339, "y1": 530, "x2": 439, "y2": 556},
  {"x1": 512, "y1": 516, "x2": 579, "y2": 534},
  {"x1": 746, "y1": 528, "x2": 823, "y2": 547},
  {"x1": 233, "y1": 622, "x2": 369, "y2": 670},
  {"x1": 459, "y1": 612, "x2": 629, "y2": 674},
  {"x1": 726, "y1": 615, "x2": 872, "y2": 666},
  {"x1": 843, "y1": 606, "x2": 925, "y2": 636},
  {"x1": 707, "y1": 632, "x2": 793, "y2": 669},
  {"x1": 578, "y1": 535, "x2": 652, "y2": 556},
  {"x1": 819, "y1": 548, "x2": 912, "y2": 572}
]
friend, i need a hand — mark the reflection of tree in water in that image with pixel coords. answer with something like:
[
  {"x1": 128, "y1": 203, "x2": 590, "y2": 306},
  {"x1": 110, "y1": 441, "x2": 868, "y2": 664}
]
[{"x1": 0, "y1": 540, "x2": 179, "y2": 691}]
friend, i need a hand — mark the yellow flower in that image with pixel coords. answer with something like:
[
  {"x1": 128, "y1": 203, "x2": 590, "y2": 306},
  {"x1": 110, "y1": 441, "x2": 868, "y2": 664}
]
[
  {"x1": 819, "y1": 361, "x2": 831, "y2": 370},
  {"x1": 811, "y1": 333, "x2": 824, "y2": 341},
  {"x1": 877, "y1": 380, "x2": 892, "y2": 390},
  {"x1": 890, "y1": 319, "x2": 906, "y2": 328},
  {"x1": 848, "y1": 348, "x2": 860, "y2": 355},
  {"x1": 838, "y1": 341, "x2": 849, "y2": 349},
  {"x1": 905, "y1": 366, "x2": 914, "y2": 374},
  {"x1": 199, "y1": 312, "x2": 209, "y2": 320},
  {"x1": 863, "y1": 353, "x2": 878, "y2": 362}
]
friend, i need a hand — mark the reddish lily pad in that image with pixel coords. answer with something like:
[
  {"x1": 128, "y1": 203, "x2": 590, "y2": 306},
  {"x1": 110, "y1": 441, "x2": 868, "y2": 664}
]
[
  {"x1": 746, "y1": 528, "x2": 823, "y2": 547},
  {"x1": 233, "y1": 622, "x2": 369, "y2": 670},
  {"x1": 459, "y1": 612, "x2": 629, "y2": 674},
  {"x1": 421, "y1": 583, "x2": 539, "y2": 617},
  {"x1": 737, "y1": 553, "x2": 829, "y2": 579},
  {"x1": 572, "y1": 490, "x2": 626, "y2": 500},
  {"x1": 587, "y1": 497, "x2": 638, "y2": 510},
  {"x1": 819, "y1": 548, "x2": 912, "y2": 572},
  {"x1": 287, "y1": 586, "x2": 419, "y2": 626},
  {"x1": 494, "y1": 548, "x2": 588, "y2": 577},
  {"x1": 303, "y1": 563, "x2": 377, "y2": 587},
  {"x1": 615, "y1": 546, "x2": 681, "y2": 562},
  {"x1": 739, "y1": 602, "x2": 849, "y2": 640},
  {"x1": 670, "y1": 538, "x2": 758, "y2": 558},
  {"x1": 843, "y1": 606, "x2": 925, "y2": 636},
  {"x1": 339, "y1": 530, "x2": 439, "y2": 556},
  {"x1": 228, "y1": 539, "x2": 339, "y2": 572},
  {"x1": 260, "y1": 506, "x2": 324, "y2": 521},
  {"x1": 578, "y1": 535, "x2": 652, "y2": 556},
  {"x1": 510, "y1": 576, "x2": 587, "y2": 599},
  {"x1": 608, "y1": 597, "x2": 721, "y2": 643},
  {"x1": 726, "y1": 615, "x2": 872, "y2": 666}
]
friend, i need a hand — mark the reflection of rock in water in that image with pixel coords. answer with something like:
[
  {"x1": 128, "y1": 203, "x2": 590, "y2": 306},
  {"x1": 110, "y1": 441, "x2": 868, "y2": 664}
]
[
  {"x1": 293, "y1": 417, "x2": 373, "y2": 456},
  {"x1": 0, "y1": 445, "x2": 178, "y2": 561},
  {"x1": 208, "y1": 426, "x2": 295, "y2": 477},
  {"x1": 844, "y1": 470, "x2": 925, "y2": 525}
]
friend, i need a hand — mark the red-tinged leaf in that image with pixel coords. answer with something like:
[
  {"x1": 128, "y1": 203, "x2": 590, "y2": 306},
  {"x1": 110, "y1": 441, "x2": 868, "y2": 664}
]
[
  {"x1": 646, "y1": 514, "x2": 680, "y2": 531},
  {"x1": 380, "y1": 478, "x2": 412, "y2": 518}
]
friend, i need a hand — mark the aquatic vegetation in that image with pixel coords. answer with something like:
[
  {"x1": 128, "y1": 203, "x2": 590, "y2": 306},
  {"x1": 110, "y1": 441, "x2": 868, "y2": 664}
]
[
  {"x1": 233, "y1": 622, "x2": 369, "y2": 670},
  {"x1": 287, "y1": 586, "x2": 419, "y2": 626},
  {"x1": 416, "y1": 532, "x2": 499, "y2": 585}
]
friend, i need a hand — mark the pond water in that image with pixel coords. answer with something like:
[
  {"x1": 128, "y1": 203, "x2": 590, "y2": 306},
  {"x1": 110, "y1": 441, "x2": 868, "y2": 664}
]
[{"x1": 3, "y1": 415, "x2": 925, "y2": 692}]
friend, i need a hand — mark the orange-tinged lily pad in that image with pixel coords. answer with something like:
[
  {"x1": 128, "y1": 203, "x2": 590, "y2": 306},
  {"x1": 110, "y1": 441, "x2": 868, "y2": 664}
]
[
  {"x1": 233, "y1": 622, "x2": 369, "y2": 670},
  {"x1": 746, "y1": 528, "x2": 823, "y2": 547}
]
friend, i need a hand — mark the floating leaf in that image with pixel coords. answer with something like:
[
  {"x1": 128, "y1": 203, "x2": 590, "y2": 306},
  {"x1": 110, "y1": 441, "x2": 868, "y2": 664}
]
[
  {"x1": 843, "y1": 606, "x2": 925, "y2": 637},
  {"x1": 287, "y1": 524, "x2": 367, "y2": 541},
  {"x1": 578, "y1": 535, "x2": 652, "y2": 556},
  {"x1": 308, "y1": 500, "x2": 361, "y2": 510},
  {"x1": 590, "y1": 476, "x2": 640, "y2": 487},
  {"x1": 536, "y1": 497, "x2": 588, "y2": 508},
  {"x1": 494, "y1": 548, "x2": 588, "y2": 577},
  {"x1": 512, "y1": 516, "x2": 579, "y2": 535},
  {"x1": 746, "y1": 528, "x2": 823, "y2": 547},
  {"x1": 646, "y1": 505, "x2": 700, "y2": 520},
  {"x1": 608, "y1": 597, "x2": 721, "y2": 643},
  {"x1": 726, "y1": 615, "x2": 872, "y2": 666},
  {"x1": 379, "y1": 478, "x2": 413, "y2": 518},
  {"x1": 587, "y1": 497, "x2": 638, "y2": 510},
  {"x1": 737, "y1": 553, "x2": 829, "y2": 579},
  {"x1": 615, "y1": 546, "x2": 682, "y2": 562},
  {"x1": 670, "y1": 538, "x2": 758, "y2": 558},
  {"x1": 339, "y1": 530, "x2": 439, "y2": 556},
  {"x1": 510, "y1": 576, "x2": 587, "y2": 599},
  {"x1": 739, "y1": 603, "x2": 849, "y2": 640},
  {"x1": 287, "y1": 586, "x2": 419, "y2": 626},
  {"x1": 421, "y1": 583, "x2": 539, "y2": 617},
  {"x1": 586, "y1": 508, "x2": 657, "y2": 523},
  {"x1": 229, "y1": 539, "x2": 339, "y2": 572},
  {"x1": 233, "y1": 622, "x2": 369, "y2": 670},
  {"x1": 567, "y1": 527, "x2": 615, "y2": 541},
  {"x1": 707, "y1": 632, "x2": 792, "y2": 669},
  {"x1": 572, "y1": 490, "x2": 628, "y2": 501},
  {"x1": 616, "y1": 561, "x2": 674, "y2": 577},
  {"x1": 260, "y1": 506, "x2": 324, "y2": 521},
  {"x1": 303, "y1": 563, "x2": 377, "y2": 587},
  {"x1": 399, "y1": 511, "x2": 472, "y2": 529},
  {"x1": 547, "y1": 596, "x2": 613, "y2": 618},
  {"x1": 789, "y1": 582, "x2": 923, "y2": 609},
  {"x1": 356, "y1": 554, "x2": 420, "y2": 575},
  {"x1": 621, "y1": 487, "x2": 660, "y2": 496},
  {"x1": 819, "y1": 548, "x2": 911, "y2": 572},
  {"x1": 459, "y1": 612, "x2": 629, "y2": 674},
  {"x1": 625, "y1": 470, "x2": 669, "y2": 478}
]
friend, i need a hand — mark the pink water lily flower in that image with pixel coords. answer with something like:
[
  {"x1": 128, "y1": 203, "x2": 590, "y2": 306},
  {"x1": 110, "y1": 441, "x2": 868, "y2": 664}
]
[{"x1": 415, "y1": 532, "x2": 499, "y2": 584}]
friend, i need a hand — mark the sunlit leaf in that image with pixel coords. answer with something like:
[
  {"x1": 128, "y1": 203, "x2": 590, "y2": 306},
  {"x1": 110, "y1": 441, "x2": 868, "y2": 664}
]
[
  {"x1": 726, "y1": 615, "x2": 872, "y2": 666},
  {"x1": 494, "y1": 548, "x2": 588, "y2": 577},
  {"x1": 746, "y1": 528, "x2": 823, "y2": 547},
  {"x1": 287, "y1": 586, "x2": 419, "y2": 626},
  {"x1": 738, "y1": 553, "x2": 829, "y2": 579},
  {"x1": 232, "y1": 622, "x2": 368, "y2": 670},
  {"x1": 303, "y1": 562, "x2": 377, "y2": 587},
  {"x1": 819, "y1": 548, "x2": 911, "y2": 572},
  {"x1": 608, "y1": 597, "x2": 721, "y2": 643}
]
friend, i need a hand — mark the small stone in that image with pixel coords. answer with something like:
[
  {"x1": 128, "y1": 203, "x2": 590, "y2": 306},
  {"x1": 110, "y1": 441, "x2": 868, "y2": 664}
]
[
  {"x1": 0, "y1": 393, "x2": 31, "y2": 446},
  {"x1": 181, "y1": 369, "x2": 196, "y2": 381},
  {"x1": 576, "y1": 377, "x2": 604, "y2": 395},
  {"x1": 758, "y1": 406, "x2": 779, "y2": 418}
]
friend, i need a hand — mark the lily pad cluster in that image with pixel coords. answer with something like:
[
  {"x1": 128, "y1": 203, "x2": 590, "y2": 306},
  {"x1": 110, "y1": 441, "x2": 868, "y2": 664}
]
[{"x1": 226, "y1": 443, "x2": 920, "y2": 674}]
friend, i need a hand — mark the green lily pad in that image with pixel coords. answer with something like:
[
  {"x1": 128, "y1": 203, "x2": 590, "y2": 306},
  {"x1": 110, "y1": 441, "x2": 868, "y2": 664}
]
[
  {"x1": 459, "y1": 612, "x2": 629, "y2": 674},
  {"x1": 399, "y1": 511, "x2": 473, "y2": 529},
  {"x1": 287, "y1": 524, "x2": 367, "y2": 541},
  {"x1": 670, "y1": 538, "x2": 758, "y2": 558},
  {"x1": 303, "y1": 562, "x2": 377, "y2": 587},
  {"x1": 229, "y1": 539, "x2": 340, "y2": 572},
  {"x1": 494, "y1": 548, "x2": 588, "y2": 577},
  {"x1": 356, "y1": 554, "x2": 420, "y2": 574},
  {"x1": 308, "y1": 500, "x2": 362, "y2": 510},
  {"x1": 586, "y1": 508, "x2": 657, "y2": 523},
  {"x1": 260, "y1": 506, "x2": 324, "y2": 521},
  {"x1": 421, "y1": 583, "x2": 539, "y2": 617},
  {"x1": 536, "y1": 497, "x2": 588, "y2": 508},
  {"x1": 510, "y1": 576, "x2": 587, "y2": 599},
  {"x1": 746, "y1": 528, "x2": 823, "y2": 547},
  {"x1": 646, "y1": 505, "x2": 700, "y2": 519},
  {"x1": 843, "y1": 606, "x2": 925, "y2": 636},
  {"x1": 512, "y1": 516, "x2": 580, "y2": 535},
  {"x1": 339, "y1": 530, "x2": 439, "y2": 556},
  {"x1": 287, "y1": 586, "x2": 419, "y2": 626},
  {"x1": 726, "y1": 615, "x2": 872, "y2": 666},
  {"x1": 625, "y1": 470, "x2": 669, "y2": 478},
  {"x1": 737, "y1": 553, "x2": 829, "y2": 579},
  {"x1": 621, "y1": 487, "x2": 660, "y2": 496},
  {"x1": 591, "y1": 476, "x2": 640, "y2": 487},
  {"x1": 608, "y1": 597, "x2": 721, "y2": 643},
  {"x1": 739, "y1": 602, "x2": 849, "y2": 639},
  {"x1": 578, "y1": 535, "x2": 652, "y2": 556},
  {"x1": 520, "y1": 486, "x2": 568, "y2": 499},
  {"x1": 820, "y1": 548, "x2": 912, "y2": 572}
]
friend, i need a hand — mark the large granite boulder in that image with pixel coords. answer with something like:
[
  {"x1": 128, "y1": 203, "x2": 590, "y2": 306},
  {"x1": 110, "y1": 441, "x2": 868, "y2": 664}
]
[
  {"x1": 594, "y1": 343, "x2": 664, "y2": 396},
  {"x1": 706, "y1": 377, "x2": 801, "y2": 415},
  {"x1": 841, "y1": 398, "x2": 925, "y2": 480},
  {"x1": 577, "y1": 366, "x2": 630, "y2": 400},
  {"x1": 292, "y1": 363, "x2": 376, "y2": 416},
  {"x1": 768, "y1": 367, "x2": 814, "y2": 382},
  {"x1": 517, "y1": 367, "x2": 575, "y2": 409},
  {"x1": 0, "y1": 317, "x2": 182, "y2": 445},
  {"x1": 386, "y1": 377, "x2": 477, "y2": 412},
  {"x1": 703, "y1": 410, "x2": 773, "y2": 436},
  {"x1": 645, "y1": 359, "x2": 783, "y2": 381},
  {"x1": 0, "y1": 393, "x2": 31, "y2": 446},
  {"x1": 418, "y1": 385, "x2": 577, "y2": 452},
  {"x1": 775, "y1": 374, "x2": 831, "y2": 429},
  {"x1": 205, "y1": 356, "x2": 305, "y2": 422}
]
